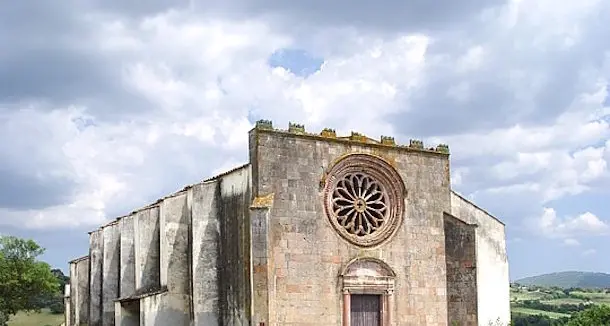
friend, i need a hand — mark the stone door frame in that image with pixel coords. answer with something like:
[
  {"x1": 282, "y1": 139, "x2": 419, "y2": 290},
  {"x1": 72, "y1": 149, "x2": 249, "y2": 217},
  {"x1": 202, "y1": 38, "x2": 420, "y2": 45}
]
[{"x1": 340, "y1": 257, "x2": 396, "y2": 326}]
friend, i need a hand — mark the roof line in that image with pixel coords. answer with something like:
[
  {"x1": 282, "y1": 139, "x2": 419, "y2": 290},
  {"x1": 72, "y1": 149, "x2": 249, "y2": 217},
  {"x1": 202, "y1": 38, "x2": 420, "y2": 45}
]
[
  {"x1": 88, "y1": 163, "x2": 251, "y2": 234},
  {"x1": 202, "y1": 163, "x2": 250, "y2": 182},
  {"x1": 451, "y1": 189, "x2": 505, "y2": 226},
  {"x1": 68, "y1": 255, "x2": 89, "y2": 264},
  {"x1": 443, "y1": 211, "x2": 478, "y2": 228}
]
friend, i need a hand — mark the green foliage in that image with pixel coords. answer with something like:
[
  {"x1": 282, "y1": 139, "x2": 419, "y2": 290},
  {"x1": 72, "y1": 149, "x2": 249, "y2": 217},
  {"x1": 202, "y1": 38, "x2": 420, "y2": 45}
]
[
  {"x1": 511, "y1": 285, "x2": 610, "y2": 325},
  {"x1": 0, "y1": 236, "x2": 60, "y2": 326},
  {"x1": 48, "y1": 302, "x2": 63, "y2": 315},
  {"x1": 566, "y1": 304, "x2": 610, "y2": 326},
  {"x1": 511, "y1": 313, "x2": 569, "y2": 326},
  {"x1": 30, "y1": 269, "x2": 68, "y2": 315}
]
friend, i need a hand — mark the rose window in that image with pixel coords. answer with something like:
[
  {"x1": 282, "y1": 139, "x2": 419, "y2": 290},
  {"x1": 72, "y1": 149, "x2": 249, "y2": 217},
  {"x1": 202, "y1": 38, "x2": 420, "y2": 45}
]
[
  {"x1": 323, "y1": 154, "x2": 405, "y2": 247},
  {"x1": 332, "y1": 173, "x2": 388, "y2": 236}
]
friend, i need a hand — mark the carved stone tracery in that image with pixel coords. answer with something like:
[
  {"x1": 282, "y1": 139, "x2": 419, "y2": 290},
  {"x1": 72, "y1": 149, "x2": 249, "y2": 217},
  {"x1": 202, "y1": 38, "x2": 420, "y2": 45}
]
[
  {"x1": 323, "y1": 154, "x2": 405, "y2": 247},
  {"x1": 331, "y1": 172, "x2": 388, "y2": 236}
]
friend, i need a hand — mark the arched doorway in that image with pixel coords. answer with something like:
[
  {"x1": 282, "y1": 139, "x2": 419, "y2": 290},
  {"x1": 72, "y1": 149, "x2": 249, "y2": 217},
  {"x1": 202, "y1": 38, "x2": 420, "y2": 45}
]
[{"x1": 341, "y1": 257, "x2": 396, "y2": 326}]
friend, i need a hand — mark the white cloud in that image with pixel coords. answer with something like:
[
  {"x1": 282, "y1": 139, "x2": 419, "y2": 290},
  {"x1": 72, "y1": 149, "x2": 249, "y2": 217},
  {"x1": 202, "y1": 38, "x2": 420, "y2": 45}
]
[
  {"x1": 582, "y1": 249, "x2": 597, "y2": 256},
  {"x1": 537, "y1": 207, "x2": 609, "y2": 238},
  {"x1": 1, "y1": 0, "x2": 610, "y2": 234},
  {"x1": 563, "y1": 238, "x2": 580, "y2": 246}
]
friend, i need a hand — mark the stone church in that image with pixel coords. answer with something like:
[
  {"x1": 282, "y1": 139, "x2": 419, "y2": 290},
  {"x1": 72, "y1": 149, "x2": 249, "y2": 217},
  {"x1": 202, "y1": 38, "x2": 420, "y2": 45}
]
[{"x1": 64, "y1": 120, "x2": 510, "y2": 326}]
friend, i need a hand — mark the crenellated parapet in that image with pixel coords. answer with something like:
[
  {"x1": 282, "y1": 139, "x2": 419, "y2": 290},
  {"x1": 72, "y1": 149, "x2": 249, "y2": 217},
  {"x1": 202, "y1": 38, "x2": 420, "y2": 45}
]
[
  {"x1": 349, "y1": 132, "x2": 367, "y2": 142},
  {"x1": 380, "y1": 136, "x2": 396, "y2": 146},
  {"x1": 321, "y1": 128, "x2": 337, "y2": 138},
  {"x1": 255, "y1": 119, "x2": 273, "y2": 130},
  {"x1": 253, "y1": 119, "x2": 450, "y2": 155},
  {"x1": 288, "y1": 122, "x2": 305, "y2": 134},
  {"x1": 436, "y1": 144, "x2": 450, "y2": 154},
  {"x1": 409, "y1": 139, "x2": 424, "y2": 149}
]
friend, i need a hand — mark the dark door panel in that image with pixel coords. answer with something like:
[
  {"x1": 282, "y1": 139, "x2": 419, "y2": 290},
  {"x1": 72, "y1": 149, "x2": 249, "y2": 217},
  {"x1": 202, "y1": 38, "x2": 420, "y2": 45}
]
[{"x1": 350, "y1": 294, "x2": 381, "y2": 326}]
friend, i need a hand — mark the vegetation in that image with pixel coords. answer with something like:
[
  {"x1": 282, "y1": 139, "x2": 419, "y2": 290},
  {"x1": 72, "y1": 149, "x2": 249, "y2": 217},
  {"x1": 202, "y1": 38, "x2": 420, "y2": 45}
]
[
  {"x1": 511, "y1": 283, "x2": 610, "y2": 325},
  {"x1": 0, "y1": 236, "x2": 62, "y2": 326},
  {"x1": 515, "y1": 271, "x2": 610, "y2": 289},
  {"x1": 6, "y1": 309, "x2": 63, "y2": 326},
  {"x1": 566, "y1": 304, "x2": 610, "y2": 325}
]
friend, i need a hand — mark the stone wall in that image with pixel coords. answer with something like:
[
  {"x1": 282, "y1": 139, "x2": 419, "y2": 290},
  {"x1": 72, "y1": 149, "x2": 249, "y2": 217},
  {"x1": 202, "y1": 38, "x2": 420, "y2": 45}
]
[
  {"x1": 444, "y1": 214, "x2": 477, "y2": 326},
  {"x1": 102, "y1": 222, "x2": 120, "y2": 326},
  {"x1": 135, "y1": 206, "x2": 161, "y2": 295},
  {"x1": 216, "y1": 166, "x2": 252, "y2": 326},
  {"x1": 249, "y1": 126, "x2": 452, "y2": 325},
  {"x1": 69, "y1": 256, "x2": 89, "y2": 326},
  {"x1": 450, "y1": 192, "x2": 510, "y2": 326},
  {"x1": 89, "y1": 230, "x2": 103, "y2": 326},
  {"x1": 119, "y1": 215, "x2": 136, "y2": 298},
  {"x1": 191, "y1": 181, "x2": 220, "y2": 326},
  {"x1": 67, "y1": 164, "x2": 251, "y2": 326},
  {"x1": 64, "y1": 284, "x2": 71, "y2": 326}
]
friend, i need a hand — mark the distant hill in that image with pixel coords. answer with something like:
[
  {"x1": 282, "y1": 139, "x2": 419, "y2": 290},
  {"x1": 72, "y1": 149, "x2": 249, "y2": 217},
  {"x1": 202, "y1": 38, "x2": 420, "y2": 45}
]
[{"x1": 515, "y1": 271, "x2": 610, "y2": 289}]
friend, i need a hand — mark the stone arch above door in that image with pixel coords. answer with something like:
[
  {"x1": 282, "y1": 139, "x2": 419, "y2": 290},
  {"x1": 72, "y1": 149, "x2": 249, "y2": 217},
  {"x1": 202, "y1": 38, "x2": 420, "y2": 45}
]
[
  {"x1": 341, "y1": 257, "x2": 396, "y2": 294},
  {"x1": 340, "y1": 257, "x2": 396, "y2": 326}
]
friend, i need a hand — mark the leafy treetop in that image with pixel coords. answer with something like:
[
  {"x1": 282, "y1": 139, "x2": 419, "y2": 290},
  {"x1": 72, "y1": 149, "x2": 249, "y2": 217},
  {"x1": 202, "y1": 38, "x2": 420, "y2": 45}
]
[{"x1": 0, "y1": 236, "x2": 60, "y2": 326}]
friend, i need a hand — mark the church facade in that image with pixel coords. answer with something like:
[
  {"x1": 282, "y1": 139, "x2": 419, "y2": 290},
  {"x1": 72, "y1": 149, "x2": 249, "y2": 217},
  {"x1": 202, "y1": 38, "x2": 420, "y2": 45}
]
[{"x1": 64, "y1": 120, "x2": 510, "y2": 326}]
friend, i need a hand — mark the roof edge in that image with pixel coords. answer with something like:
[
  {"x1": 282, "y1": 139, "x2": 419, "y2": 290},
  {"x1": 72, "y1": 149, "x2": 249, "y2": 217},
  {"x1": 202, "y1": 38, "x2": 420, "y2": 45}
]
[
  {"x1": 451, "y1": 190, "x2": 505, "y2": 226},
  {"x1": 68, "y1": 255, "x2": 89, "y2": 264},
  {"x1": 202, "y1": 163, "x2": 250, "y2": 183},
  {"x1": 443, "y1": 211, "x2": 479, "y2": 228},
  {"x1": 87, "y1": 163, "x2": 250, "y2": 235}
]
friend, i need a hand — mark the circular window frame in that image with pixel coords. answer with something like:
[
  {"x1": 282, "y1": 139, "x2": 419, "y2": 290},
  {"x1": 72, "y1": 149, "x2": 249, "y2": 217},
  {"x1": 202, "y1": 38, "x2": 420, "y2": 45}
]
[{"x1": 323, "y1": 154, "x2": 405, "y2": 247}]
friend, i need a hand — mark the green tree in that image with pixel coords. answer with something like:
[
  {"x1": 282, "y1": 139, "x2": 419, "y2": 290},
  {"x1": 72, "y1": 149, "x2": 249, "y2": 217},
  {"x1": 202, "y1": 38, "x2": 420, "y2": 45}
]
[
  {"x1": 0, "y1": 236, "x2": 60, "y2": 326},
  {"x1": 566, "y1": 304, "x2": 610, "y2": 326}
]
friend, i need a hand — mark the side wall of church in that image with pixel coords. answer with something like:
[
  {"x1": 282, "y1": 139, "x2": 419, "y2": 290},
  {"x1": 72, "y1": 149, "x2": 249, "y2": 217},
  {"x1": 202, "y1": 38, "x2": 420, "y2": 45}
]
[
  {"x1": 69, "y1": 256, "x2": 89, "y2": 326},
  {"x1": 69, "y1": 165, "x2": 252, "y2": 326},
  {"x1": 450, "y1": 192, "x2": 510, "y2": 326},
  {"x1": 89, "y1": 229, "x2": 103, "y2": 326},
  {"x1": 249, "y1": 127, "x2": 452, "y2": 326},
  {"x1": 443, "y1": 214, "x2": 478, "y2": 325},
  {"x1": 191, "y1": 181, "x2": 220, "y2": 325},
  {"x1": 216, "y1": 166, "x2": 253, "y2": 326}
]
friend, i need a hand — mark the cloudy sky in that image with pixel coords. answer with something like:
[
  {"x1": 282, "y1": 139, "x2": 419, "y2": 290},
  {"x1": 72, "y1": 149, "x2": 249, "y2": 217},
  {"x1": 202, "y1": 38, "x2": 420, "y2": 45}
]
[{"x1": 1, "y1": 0, "x2": 609, "y2": 280}]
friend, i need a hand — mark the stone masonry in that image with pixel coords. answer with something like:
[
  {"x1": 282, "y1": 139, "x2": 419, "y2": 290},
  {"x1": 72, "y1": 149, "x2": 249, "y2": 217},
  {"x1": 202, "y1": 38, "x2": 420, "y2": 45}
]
[{"x1": 64, "y1": 120, "x2": 510, "y2": 326}]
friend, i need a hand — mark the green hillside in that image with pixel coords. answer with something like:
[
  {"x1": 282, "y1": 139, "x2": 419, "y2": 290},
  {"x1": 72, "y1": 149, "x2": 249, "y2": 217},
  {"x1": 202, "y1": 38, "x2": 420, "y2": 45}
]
[{"x1": 515, "y1": 271, "x2": 610, "y2": 289}]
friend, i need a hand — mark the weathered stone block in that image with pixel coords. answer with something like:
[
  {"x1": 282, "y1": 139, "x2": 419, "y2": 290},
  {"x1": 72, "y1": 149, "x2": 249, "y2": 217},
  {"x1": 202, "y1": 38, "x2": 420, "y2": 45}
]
[
  {"x1": 120, "y1": 215, "x2": 136, "y2": 298},
  {"x1": 102, "y1": 222, "x2": 120, "y2": 326}
]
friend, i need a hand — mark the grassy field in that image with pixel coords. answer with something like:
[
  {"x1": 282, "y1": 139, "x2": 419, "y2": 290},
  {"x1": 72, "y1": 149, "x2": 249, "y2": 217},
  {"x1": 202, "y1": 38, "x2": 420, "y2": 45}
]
[
  {"x1": 571, "y1": 291, "x2": 610, "y2": 304},
  {"x1": 7, "y1": 309, "x2": 64, "y2": 326},
  {"x1": 511, "y1": 285, "x2": 610, "y2": 319}
]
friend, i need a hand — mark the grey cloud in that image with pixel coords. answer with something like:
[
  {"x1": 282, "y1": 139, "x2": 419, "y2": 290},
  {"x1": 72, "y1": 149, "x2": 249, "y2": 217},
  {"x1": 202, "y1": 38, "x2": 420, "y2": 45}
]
[
  {"x1": 0, "y1": 170, "x2": 76, "y2": 210},
  {"x1": 0, "y1": 1, "x2": 152, "y2": 119},
  {"x1": 194, "y1": 0, "x2": 508, "y2": 33},
  {"x1": 89, "y1": 0, "x2": 190, "y2": 19},
  {"x1": 103, "y1": 134, "x2": 247, "y2": 220},
  {"x1": 397, "y1": 78, "x2": 515, "y2": 136},
  {"x1": 0, "y1": 109, "x2": 78, "y2": 211},
  {"x1": 389, "y1": 4, "x2": 610, "y2": 138},
  {"x1": 70, "y1": 0, "x2": 509, "y2": 33}
]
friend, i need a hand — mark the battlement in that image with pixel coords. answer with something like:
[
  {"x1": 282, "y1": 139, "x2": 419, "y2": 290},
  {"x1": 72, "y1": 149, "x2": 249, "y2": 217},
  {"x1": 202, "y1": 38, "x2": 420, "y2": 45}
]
[{"x1": 253, "y1": 119, "x2": 450, "y2": 155}]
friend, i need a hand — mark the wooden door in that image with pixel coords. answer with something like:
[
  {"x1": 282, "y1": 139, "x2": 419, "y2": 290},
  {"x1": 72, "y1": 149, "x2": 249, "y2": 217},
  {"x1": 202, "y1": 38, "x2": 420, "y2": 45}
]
[{"x1": 350, "y1": 294, "x2": 381, "y2": 326}]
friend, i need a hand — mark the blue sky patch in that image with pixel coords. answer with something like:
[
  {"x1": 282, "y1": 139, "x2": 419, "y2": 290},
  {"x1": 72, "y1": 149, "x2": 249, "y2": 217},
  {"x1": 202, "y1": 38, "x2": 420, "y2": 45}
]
[{"x1": 268, "y1": 48, "x2": 324, "y2": 78}]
